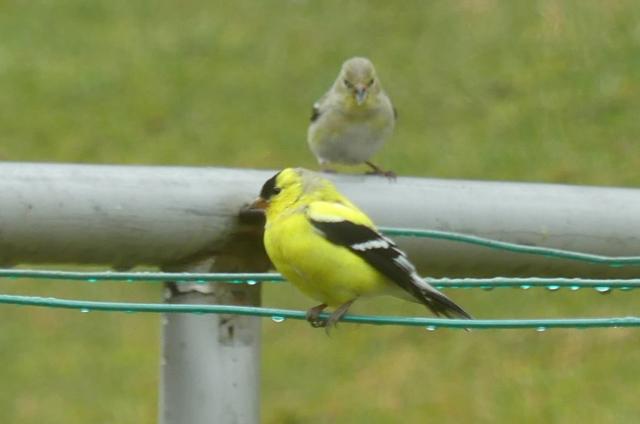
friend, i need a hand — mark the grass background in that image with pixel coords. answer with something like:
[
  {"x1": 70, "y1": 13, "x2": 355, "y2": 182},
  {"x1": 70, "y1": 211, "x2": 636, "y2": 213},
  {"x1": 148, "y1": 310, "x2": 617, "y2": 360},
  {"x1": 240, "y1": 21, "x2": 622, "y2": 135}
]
[{"x1": 1, "y1": 0, "x2": 639, "y2": 422}]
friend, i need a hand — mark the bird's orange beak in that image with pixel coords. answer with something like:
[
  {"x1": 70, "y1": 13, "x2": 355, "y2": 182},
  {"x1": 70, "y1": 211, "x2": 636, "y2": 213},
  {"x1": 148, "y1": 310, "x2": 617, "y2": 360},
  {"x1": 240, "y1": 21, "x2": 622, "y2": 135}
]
[{"x1": 248, "y1": 197, "x2": 269, "y2": 211}]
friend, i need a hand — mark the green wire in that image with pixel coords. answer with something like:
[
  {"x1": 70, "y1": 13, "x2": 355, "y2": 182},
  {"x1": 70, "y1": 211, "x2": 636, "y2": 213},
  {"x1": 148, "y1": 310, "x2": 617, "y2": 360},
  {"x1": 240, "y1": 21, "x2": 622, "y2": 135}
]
[
  {"x1": 2, "y1": 226, "x2": 636, "y2": 328},
  {"x1": 379, "y1": 227, "x2": 640, "y2": 266},
  {"x1": 425, "y1": 277, "x2": 639, "y2": 290},
  {"x1": 1, "y1": 269, "x2": 639, "y2": 290},
  {"x1": 0, "y1": 269, "x2": 282, "y2": 282},
  {"x1": 0, "y1": 294, "x2": 638, "y2": 329}
]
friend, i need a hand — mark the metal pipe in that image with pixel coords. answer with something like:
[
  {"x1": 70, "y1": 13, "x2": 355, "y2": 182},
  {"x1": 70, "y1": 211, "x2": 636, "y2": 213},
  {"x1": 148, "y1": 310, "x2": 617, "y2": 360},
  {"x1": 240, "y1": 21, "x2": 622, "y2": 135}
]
[
  {"x1": 1, "y1": 162, "x2": 639, "y2": 277},
  {"x1": 159, "y1": 259, "x2": 261, "y2": 424}
]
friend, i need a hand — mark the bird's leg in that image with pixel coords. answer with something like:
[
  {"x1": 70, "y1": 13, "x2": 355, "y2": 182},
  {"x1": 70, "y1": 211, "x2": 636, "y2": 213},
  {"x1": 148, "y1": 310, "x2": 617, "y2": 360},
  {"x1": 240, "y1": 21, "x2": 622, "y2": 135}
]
[
  {"x1": 324, "y1": 299, "x2": 357, "y2": 333},
  {"x1": 365, "y1": 161, "x2": 396, "y2": 180},
  {"x1": 305, "y1": 303, "x2": 328, "y2": 328}
]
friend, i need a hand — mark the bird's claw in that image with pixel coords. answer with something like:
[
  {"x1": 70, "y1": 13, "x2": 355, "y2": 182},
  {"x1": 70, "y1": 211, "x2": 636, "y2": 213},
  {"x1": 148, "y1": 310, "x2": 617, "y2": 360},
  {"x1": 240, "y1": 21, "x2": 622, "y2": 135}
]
[
  {"x1": 309, "y1": 319, "x2": 327, "y2": 328},
  {"x1": 305, "y1": 304, "x2": 328, "y2": 328},
  {"x1": 365, "y1": 169, "x2": 397, "y2": 180},
  {"x1": 365, "y1": 161, "x2": 397, "y2": 180}
]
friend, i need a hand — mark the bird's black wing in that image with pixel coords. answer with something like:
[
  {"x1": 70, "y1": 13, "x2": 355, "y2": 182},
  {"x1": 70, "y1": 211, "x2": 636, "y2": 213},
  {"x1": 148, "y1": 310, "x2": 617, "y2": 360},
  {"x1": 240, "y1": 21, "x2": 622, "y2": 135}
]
[{"x1": 309, "y1": 217, "x2": 471, "y2": 319}]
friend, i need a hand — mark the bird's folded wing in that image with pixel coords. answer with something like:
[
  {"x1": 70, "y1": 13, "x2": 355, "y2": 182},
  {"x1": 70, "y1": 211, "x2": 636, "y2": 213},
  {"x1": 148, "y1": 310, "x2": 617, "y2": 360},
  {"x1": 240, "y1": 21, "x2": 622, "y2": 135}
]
[
  {"x1": 310, "y1": 93, "x2": 329, "y2": 122},
  {"x1": 306, "y1": 201, "x2": 423, "y2": 299},
  {"x1": 310, "y1": 102, "x2": 321, "y2": 122}
]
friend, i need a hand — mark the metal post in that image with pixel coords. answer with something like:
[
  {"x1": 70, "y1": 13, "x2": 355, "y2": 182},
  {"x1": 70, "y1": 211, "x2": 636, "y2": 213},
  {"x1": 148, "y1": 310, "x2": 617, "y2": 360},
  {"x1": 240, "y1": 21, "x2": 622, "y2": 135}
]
[
  {"x1": 159, "y1": 277, "x2": 260, "y2": 423},
  {"x1": 159, "y1": 229, "x2": 268, "y2": 424}
]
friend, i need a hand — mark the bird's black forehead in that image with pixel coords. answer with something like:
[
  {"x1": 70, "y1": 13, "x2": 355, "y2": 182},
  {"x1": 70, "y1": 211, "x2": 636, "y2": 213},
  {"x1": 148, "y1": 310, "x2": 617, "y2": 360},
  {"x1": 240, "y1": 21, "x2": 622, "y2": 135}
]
[{"x1": 260, "y1": 171, "x2": 281, "y2": 199}]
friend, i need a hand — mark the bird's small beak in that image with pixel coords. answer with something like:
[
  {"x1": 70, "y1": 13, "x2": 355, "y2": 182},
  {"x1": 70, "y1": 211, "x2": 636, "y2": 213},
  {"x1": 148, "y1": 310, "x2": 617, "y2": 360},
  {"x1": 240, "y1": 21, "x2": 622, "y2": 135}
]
[
  {"x1": 354, "y1": 85, "x2": 368, "y2": 105},
  {"x1": 248, "y1": 197, "x2": 269, "y2": 211},
  {"x1": 239, "y1": 197, "x2": 267, "y2": 225}
]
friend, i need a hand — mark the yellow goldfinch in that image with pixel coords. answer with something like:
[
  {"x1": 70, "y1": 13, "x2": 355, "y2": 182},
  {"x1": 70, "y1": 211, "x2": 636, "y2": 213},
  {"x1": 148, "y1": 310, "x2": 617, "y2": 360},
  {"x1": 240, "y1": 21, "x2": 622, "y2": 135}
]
[
  {"x1": 308, "y1": 57, "x2": 397, "y2": 177},
  {"x1": 250, "y1": 168, "x2": 471, "y2": 329}
]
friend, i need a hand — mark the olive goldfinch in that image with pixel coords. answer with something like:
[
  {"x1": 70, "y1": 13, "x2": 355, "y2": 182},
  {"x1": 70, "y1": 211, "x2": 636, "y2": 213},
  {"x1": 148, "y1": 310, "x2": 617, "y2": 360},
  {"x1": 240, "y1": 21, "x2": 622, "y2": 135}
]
[
  {"x1": 307, "y1": 57, "x2": 397, "y2": 177},
  {"x1": 251, "y1": 168, "x2": 471, "y2": 329}
]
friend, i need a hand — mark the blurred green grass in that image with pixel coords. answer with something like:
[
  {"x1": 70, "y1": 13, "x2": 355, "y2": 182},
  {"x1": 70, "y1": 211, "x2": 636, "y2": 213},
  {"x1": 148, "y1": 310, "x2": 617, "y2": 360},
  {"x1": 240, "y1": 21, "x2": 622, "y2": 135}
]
[{"x1": 1, "y1": 0, "x2": 639, "y2": 423}]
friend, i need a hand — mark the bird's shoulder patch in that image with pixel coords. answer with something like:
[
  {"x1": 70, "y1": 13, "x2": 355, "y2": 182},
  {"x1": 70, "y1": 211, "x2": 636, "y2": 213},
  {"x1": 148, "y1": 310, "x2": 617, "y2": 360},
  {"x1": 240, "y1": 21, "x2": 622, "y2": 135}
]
[{"x1": 306, "y1": 201, "x2": 372, "y2": 227}]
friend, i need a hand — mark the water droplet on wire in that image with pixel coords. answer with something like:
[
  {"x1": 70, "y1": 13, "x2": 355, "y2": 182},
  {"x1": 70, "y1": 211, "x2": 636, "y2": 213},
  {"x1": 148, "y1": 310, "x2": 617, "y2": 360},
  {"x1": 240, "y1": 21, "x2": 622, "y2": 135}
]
[{"x1": 595, "y1": 286, "x2": 611, "y2": 294}]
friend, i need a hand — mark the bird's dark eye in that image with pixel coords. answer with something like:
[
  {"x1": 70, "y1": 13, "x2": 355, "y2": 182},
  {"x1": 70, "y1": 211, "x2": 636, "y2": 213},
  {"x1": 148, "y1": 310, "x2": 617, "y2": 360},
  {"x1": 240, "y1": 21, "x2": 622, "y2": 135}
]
[
  {"x1": 343, "y1": 79, "x2": 353, "y2": 88},
  {"x1": 272, "y1": 187, "x2": 281, "y2": 195},
  {"x1": 368, "y1": 78, "x2": 375, "y2": 86}
]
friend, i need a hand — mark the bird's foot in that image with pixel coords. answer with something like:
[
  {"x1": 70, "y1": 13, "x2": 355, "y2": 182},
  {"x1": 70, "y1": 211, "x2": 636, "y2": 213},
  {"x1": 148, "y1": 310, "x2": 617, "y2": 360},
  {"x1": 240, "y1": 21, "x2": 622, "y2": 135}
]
[
  {"x1": 305, "y1": 300, "x2": 356, "y2": 334},
  {"x1": 305, "y1": 304, "x2": 328, "y2": 328},
  {"x1": 365, "y1": 161, "x2": 397, "y2": 180},
  {"x1": 365, "y1": 169, "x2": 397, "y2": 179},
  {"x1": 323, "y1": 299, "x2": 356, "y2": 335}
]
